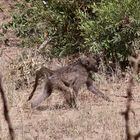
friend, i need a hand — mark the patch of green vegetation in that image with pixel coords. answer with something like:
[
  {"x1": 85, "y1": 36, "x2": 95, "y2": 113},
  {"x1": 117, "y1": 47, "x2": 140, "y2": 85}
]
[{"x1": 4, "y1": 0, "x2": 140, "y2": 67}]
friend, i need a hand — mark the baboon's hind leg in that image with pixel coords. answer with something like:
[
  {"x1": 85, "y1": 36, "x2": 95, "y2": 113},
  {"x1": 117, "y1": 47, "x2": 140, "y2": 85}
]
[
  {"x1": 86, "y1": 78, "x2": 110, "y2": 101},
  {"x1": 31, "y1": 79, "x2": 52, "y2": 108}
]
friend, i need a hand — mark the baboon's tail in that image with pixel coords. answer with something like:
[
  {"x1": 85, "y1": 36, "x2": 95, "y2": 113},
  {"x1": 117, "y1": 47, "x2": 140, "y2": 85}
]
[
  {"x1": 27, "y1": 66, "x2": 54, "y2": 101},
  {"x1": 27, "y1": 73, "x2": 39, "y2": 101}
]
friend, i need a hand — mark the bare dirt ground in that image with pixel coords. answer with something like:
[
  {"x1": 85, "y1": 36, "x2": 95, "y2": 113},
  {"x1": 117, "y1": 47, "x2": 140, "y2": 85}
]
[{"x1": 0, "y1": 1, "x2": 140, "y2": 140}]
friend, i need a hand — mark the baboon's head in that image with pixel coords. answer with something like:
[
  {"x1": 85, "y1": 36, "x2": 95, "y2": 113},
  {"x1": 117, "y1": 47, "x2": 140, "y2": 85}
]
[{"x1": 79, "y1": 55, "x2": 100, "y2": 72}]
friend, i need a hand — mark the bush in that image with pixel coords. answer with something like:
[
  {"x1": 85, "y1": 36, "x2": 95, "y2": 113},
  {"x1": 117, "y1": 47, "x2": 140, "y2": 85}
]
[
  {"x1": 78, "y1": 0, "x2": 140, "y2": 65},
  {"x1": 5, "y1": 0, "x2": 140, "y2": 66}
]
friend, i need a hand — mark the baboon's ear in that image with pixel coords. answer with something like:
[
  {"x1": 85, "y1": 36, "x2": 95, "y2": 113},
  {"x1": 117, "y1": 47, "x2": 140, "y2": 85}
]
[{"x1": 79, "y1": 56, "x2": 89, "y2": 66}]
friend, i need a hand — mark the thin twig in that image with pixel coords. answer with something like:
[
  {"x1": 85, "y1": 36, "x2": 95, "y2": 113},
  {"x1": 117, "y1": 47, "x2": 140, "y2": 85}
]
[
  {"x1": 122, "y1": 55, "x2": 140, "y2": 140},
  {"x1": 38, "y1": 38, "x2": 51, "y2": 51},
  {"x1": 0, "y1": 73, "x2": 15, "y2": 140}
]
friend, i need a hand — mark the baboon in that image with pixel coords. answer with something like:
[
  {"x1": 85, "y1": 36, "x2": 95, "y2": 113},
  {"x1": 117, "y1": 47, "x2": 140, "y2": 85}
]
[{"x1": 28, "y1": 55, "x2": 110, "y2": 108}]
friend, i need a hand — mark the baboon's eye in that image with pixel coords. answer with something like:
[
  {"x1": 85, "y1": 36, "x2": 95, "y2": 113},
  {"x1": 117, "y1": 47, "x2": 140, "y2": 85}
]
[{"x1": 86, "y1": 61, "x2": 90, "y2": 65}]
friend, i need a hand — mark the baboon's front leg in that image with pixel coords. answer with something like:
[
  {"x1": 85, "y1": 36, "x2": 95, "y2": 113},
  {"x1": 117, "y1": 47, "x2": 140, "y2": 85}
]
[
  {"x1": 31, "y1": 79, "x2": 52, "y2": 108},
  {"x1": 86, "y1": 78, "x2": 110, "y2": 101},
  {"x1": 59, "y1": 82, "x2": 77, "y2": 108}
]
